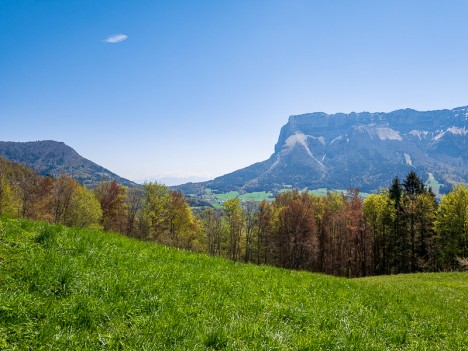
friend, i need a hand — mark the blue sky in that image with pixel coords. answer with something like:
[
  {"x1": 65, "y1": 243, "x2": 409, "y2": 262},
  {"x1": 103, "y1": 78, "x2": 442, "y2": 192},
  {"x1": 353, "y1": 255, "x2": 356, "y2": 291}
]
[{"x1": 1, "y1": 1, "x2": 468, "y2": 183}]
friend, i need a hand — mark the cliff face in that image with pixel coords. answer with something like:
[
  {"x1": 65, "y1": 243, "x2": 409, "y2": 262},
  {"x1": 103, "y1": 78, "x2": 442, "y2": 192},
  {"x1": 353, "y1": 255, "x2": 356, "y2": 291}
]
[
  {"x1": 0, "y1": 140, "x2": 137, "y2": 188},
  {"x1": 274, "y1": 108, "x2": 461, "y2": 153},
  {"x1": 179, "y1": 106, "x2": 468, "y2": 194}
]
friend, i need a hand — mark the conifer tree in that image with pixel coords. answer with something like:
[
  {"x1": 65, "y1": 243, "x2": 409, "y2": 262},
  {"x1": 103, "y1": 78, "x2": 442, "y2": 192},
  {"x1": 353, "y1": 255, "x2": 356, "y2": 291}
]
[{"x1": 403, "y1": 171, "x2": 425, "y2": 196}]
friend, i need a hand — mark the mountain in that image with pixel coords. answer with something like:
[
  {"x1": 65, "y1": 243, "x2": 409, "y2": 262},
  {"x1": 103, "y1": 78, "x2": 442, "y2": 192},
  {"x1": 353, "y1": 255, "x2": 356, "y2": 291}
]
[
  {"x1": 0, "y1": 140, "x2": 137, "y2": 188},
  {"x1": 178, "y1": 106, "x2": 468, "y2": 195}
]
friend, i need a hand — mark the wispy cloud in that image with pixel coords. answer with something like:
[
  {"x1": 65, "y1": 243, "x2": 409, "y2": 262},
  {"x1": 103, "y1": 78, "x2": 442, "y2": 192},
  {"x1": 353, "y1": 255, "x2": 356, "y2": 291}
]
[{"x1": 104, "y1": 34, "x2": 128, "y2": 43}]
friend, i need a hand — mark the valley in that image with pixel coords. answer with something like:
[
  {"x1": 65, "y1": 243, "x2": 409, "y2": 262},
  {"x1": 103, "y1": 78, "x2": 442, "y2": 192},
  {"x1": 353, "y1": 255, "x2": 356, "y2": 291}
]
[{"x1": 3, "y1": 2, "x2": 468, "y2": 350}]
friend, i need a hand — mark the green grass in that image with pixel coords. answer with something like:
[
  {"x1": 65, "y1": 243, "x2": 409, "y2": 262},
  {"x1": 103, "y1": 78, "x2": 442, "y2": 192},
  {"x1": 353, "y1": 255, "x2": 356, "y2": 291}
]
[
  {"x1": 307, "y1": 188, "x2": 331, "y2": 196},
  {"x1": 238, "y1": 191, "x2": 273, "y2": 202},
  {"x1": 1, "y1": 217, "x2": 467, "y2": 350},
  {"x1": 203, "y1": 190, "x2": 275, "y2": 205},
  {"x1": 213, "y1": 191, "x2": 240, "y2": 201},
  {"x1": 307, "y1": 188, "x2": 372, "y2": 198},
  {"x1": 208, "y1": 188, "x2": 370, "y2": 206}
]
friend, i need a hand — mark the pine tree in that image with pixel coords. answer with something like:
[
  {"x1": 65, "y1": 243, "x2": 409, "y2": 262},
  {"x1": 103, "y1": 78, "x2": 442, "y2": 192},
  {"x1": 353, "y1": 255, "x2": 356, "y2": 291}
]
[
  {"x1": 389, "y1": 176, "x2": 402, "y2": 204},
  {"x1": 403, "y1": 171, "x2": 425, "y2": 196}
]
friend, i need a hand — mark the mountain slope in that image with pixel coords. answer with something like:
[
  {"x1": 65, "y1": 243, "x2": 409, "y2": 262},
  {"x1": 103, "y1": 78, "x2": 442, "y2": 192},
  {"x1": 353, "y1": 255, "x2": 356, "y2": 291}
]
[
  {"x1": 1, "y1": 216, "x2": 466, "y2": 349},
  {"x1": 178, "y1": 106, "x2": 468, "y2": 194},
  {"x1": 0, "y1": 140, "x2": 136, "y2": 188}
]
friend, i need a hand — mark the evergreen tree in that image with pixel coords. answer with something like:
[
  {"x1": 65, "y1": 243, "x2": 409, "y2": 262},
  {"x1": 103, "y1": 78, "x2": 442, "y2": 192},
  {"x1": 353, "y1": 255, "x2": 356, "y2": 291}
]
[
  {"x1": 388, "y1": 176, "x2": 407, "y2": 272},
  {"x1": 389, "y1": 176, "x2": 402, "y2": 205},
  {"x1": 403, "y1": 171, "x2": 425, "y2": 196}
]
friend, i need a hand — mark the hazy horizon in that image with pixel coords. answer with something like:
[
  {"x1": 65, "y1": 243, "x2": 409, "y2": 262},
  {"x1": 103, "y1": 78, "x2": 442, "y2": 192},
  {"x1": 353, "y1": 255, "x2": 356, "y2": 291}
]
[{"x1": 2, "y1": 1, "x2": 468, "y2": 180}]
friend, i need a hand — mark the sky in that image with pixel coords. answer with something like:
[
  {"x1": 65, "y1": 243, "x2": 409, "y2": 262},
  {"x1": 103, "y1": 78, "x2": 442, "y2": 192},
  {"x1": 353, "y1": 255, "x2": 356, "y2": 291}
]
[{"x1": 1, "y1": 1, "x2": 468, "y2": 184}]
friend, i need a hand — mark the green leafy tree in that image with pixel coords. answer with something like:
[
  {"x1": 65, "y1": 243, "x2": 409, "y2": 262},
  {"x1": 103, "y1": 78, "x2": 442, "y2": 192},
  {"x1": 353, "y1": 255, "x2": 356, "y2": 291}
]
[
  {"x1": 200, "y1": 207, "x2": 225, "y2": 256},
  {"x1": 142, "y1": 182, "x2": 171, "y2": 240},
  {"x1": 321, "y1": 192, "x2": 346, "y2": 275},
  {"x1": 66, "y1": 186, "x2": 103, "y2": 229},
  {"x1": 223, "y1": 198, "x2": 244, "y2": 261},
  {"x1": 415, "y1": 191, "x2": 437, "y2": 270},
  {"x1": 168, "y1": 190, "x2": 198, "y2": 248},
  {"x1": 243, "y1": 201, "x2": 258, "y2": 262},
  {"x1": 0, "y1": 175, "x2": 20, "y2": 216},
  {"x1": 364, "y1": 191, "x2": 396, "y2": 274},
  {"x1": 435, "y1": 184, "x2": 468, "y2": 269}
]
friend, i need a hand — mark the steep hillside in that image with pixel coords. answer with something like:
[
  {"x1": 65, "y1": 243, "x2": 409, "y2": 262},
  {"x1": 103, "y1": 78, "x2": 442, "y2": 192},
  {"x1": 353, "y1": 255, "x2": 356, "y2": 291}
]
[
  {"x1": 0, "y1": 155, "x2": 37, "y2": 180},
  {"x1": 178, "y1": 106, "x2": 468, "y2": 194},
  {"x1": 0, "y1": 140, "x2": 136, "y2": 188},
  {"x1": 0, "y1": 217, "x2": 467, "y2": 349}
]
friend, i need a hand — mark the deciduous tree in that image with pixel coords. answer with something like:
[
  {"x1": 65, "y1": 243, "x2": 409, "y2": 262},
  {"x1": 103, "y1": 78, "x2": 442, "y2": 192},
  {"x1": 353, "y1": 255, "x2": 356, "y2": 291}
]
[
  {"x1": 52, "y1": 175, "x2": 78, "y2": 224},
  {"x1": 435, "y1": 184, "x2": 468, "y2": 269},
  {"x1": 94, "y1": 180, "x2": 128, "y2": 232},
  {"x1": 223, "y1": 198, "x2": 244, "y2": 261},
  {"x1": 142, "y1": 182, "x2": 171, "y2": 240},
  {"x1": 66, "y1": 186, "x2": 103, "y2": 229}
]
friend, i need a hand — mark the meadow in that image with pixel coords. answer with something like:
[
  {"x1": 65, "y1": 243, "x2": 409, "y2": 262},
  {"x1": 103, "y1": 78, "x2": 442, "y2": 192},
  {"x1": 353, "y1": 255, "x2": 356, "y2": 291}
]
[
  {"x1": 0, "y1": 216, "x2": 467, "y2": 350},
  {"x1": 202, "y1": 188, "x2": 371, "y2": 208}
]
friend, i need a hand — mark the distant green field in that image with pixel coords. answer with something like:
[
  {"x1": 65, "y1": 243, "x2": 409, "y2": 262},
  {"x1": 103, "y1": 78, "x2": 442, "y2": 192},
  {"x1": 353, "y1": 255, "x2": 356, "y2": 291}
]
[
  {"x1": 426, "y1": 173, "x2": 443, "y2": 196},
  {"x1": 308, "y1": 188, "x2": 330, "y2": 196},
  {"x1": 206, "y1": 188, "x2": 370, "y2": 206},
  {"x1": 213, "y1": 191, "x2": 240, "y2": 201},
  {"x1": 238, "y1": 191, "x2": 274, "y2": 201},
  {"x1": 204, "y1": 190, "x2": 275, "y2": 204},
  {"x1": 309, "y1": 188, "x2": 371, "y2": 198},
  {"x1": 280, "y1": 188, "x2": 371, "y2": 198},
  {"x1": 1, "y1": 217, "x2": 467, "y2": 350}
]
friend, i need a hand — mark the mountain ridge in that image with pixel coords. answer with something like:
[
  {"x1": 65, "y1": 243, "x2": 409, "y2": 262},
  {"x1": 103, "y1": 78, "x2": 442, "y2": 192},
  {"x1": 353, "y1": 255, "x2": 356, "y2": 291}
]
[
  {"x1": 0, "y1": 140, "x2": 136, "y2": 188},
  {"x1": 177, "y1": 105, "x2": 468, "y2": 195}
]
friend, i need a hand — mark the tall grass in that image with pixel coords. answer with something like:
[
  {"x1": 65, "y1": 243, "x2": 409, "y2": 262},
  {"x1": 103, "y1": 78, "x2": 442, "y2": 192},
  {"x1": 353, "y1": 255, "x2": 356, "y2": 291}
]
[{"x1": 0, "y1": 216, "x2": 466, "y2": 350}]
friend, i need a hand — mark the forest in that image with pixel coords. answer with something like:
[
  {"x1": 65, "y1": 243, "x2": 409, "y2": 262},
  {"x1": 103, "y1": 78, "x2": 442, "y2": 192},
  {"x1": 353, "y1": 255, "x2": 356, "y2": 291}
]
[{"x1": 1, "y1": 156, "x2": 467, "y2": 277}]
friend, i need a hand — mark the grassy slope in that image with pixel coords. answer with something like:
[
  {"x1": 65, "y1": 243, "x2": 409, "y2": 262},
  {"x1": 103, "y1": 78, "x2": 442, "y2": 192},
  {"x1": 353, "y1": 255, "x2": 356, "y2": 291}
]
[{"x1": 0, "y1": 217, "x2": 467, "y2": 350}]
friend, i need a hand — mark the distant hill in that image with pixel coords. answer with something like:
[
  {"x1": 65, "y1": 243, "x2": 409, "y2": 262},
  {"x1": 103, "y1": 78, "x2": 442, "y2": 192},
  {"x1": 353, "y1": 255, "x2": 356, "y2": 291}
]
[
  {"x1": 177, "y1": 105, "x2": 468, "y2": 195},
  {"x1": 0, "y1": 140, "x2": 136, "y2": 188}
]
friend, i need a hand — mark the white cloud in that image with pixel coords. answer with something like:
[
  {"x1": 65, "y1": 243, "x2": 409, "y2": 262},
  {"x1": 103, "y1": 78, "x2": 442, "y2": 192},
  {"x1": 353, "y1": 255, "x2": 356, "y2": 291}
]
[{"x1": 104, "y1": 34, "x2": 128, "y2": 43}]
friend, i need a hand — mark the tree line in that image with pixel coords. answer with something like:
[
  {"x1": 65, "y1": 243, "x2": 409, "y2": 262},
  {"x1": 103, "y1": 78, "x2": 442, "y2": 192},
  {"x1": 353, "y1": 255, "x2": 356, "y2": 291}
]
[{"x1": 1, "y1": 156, "x2": 466, "y2": 276}]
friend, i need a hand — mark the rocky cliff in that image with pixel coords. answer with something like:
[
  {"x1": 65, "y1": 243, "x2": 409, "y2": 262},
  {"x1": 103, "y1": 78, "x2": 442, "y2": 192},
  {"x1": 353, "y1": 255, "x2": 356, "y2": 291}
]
[{"x1": 178, "y1": 106, "x2": 468, "y2": 194}]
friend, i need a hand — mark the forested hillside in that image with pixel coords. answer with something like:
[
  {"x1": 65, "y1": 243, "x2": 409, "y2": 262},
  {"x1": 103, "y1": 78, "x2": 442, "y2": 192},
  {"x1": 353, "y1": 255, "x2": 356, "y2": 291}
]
[
  {"x1": 1, "y1": 156, "x2": 467, "y2": 277},
  {"x1": 0, "y1": 140, "x2": 136, "y2": 188}
]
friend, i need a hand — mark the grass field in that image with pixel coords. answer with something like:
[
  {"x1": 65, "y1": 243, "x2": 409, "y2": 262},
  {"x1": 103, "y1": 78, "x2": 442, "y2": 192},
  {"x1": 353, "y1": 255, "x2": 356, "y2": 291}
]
[
  {"x1": 206, "y1": 188, "x2": 370, "y2": 207},
  {"x1": 1, "y1": 216, "x2": 467, "y2": 350},
  {"x1": 307, "y1": 188, "x2": 372, "y2": 198},
  {"x1": 211, "y1": 191, "x2": 274, "y2": 202}
]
